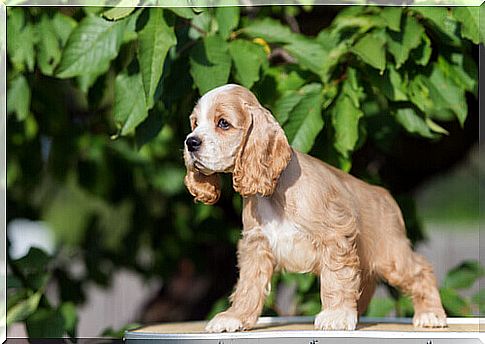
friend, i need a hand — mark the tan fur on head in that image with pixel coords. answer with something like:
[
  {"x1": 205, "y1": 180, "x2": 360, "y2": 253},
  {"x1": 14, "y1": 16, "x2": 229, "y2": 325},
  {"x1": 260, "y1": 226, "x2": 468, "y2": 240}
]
[{"x1": 232, "y1": 104, "x2": 292, "y2": 197}]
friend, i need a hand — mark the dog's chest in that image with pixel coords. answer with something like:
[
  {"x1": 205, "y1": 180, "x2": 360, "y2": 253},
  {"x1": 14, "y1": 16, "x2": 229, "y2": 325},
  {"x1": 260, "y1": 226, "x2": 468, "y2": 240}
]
[{"x1": 257, "y1": 198, "x2": 316, "y2": 273}]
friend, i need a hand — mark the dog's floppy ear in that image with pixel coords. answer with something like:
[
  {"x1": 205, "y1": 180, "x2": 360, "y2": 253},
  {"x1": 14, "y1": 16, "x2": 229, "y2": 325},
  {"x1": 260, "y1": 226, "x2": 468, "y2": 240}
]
[
  {"x1": 233, "y1": 103, "x2": 292, "y2": 197},
  {"x1": 184, "y1": 169, "x2": 221, "y2": 205}
]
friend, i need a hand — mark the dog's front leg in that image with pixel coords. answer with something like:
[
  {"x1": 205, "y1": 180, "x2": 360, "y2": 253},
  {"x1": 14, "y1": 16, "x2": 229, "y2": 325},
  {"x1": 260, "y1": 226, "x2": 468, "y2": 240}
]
[
  {"x1": 315, "y1": 237, "x2": 361, "y2": 331},
  {"x1": 205, "y1": 229, "x2": 275, "y2": 332}
]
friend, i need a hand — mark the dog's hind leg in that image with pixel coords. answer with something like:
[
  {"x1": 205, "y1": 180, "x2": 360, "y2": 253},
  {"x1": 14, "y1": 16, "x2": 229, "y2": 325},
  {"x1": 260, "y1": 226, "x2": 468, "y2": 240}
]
[
  {"x1": 357, "y1": 273, "x2": 377, "y2": 316},
  {"x1": 374, "y1": 241, "x2": 447, "y2": 328}
]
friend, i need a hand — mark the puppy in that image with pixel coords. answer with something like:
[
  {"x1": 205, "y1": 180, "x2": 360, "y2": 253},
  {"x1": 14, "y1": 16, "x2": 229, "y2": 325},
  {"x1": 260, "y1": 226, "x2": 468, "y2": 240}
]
[{"x1": 183, "y1": 84, "x2": 447, "y2": 332}]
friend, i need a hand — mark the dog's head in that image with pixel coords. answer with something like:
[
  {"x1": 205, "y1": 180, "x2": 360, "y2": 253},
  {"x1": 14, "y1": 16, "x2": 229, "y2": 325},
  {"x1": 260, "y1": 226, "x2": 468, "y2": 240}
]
[{"x1": 184, "y1": 84, "x2": 292, "y2": 204}]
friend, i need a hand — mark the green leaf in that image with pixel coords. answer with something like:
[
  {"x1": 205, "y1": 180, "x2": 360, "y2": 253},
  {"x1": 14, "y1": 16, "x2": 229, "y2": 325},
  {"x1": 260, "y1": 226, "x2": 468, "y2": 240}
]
[
  {"x1": 51, "y1": 12, "x2": 77, "y2": 47},
  {"x1": 7, "y1": 74, "x2": 31, "y2": 121},
  {"x1": 411, "y1": 34, "x2": 432, "y2": 67},
  {"x1": 6, "y1": 291, "x2": 42, "y2": 326},
  {"x1": 365, "y1": 297, "x2": 395, "y2": 317},
  {"x1": 471, "y1": 289, "x2": 485, "y2": 314},
  {"x1": 412, "y1": 7, "x2": 461, "y2": 46},
  {"x1": 114, "y1": 70, "x2": 148, "y2": 135},
  {"x1": 60, "y1": 302, "x2": 78, "y2": 338},
  {"x1": 427, "y1": 64, "x2": 468, "y2": 126},
  {"x1": 189, "y1": 35, "x2": 232, "y2": 94},
  {"x1": 443, "y1": 260, "x2": 485, "y2": 290},
  {"x1": 437, "y1": 52, "x2": 477, "y2": 95},
  {"x1": 453, "y1": 7, "x2": 482, "y2": 44},
  {"x1": 138, "y1": 9, "x2": 177, "y2": 109},
  {"x1": 341, "y1": 67, "x2": 365, "y2": 107},
  {"x1": 228, "y1": 40, "x2": 265, "y2": 88},
  {"x1": 440, "y1": 288, "x2": 471, "y2": 316},
  {"x1": 273, "y1": 90, "x2": 305, "y2": 125},
  {"x1": 352, "y1": 31, "x2": 386, "y2": 72},
  {"x1": 103, "y1": 0, "x2": 138, "y2": 21},
  {"x1": 394, "y1": 107, "x2": 436, "y2": 139},
  {"x1": 387, "y1": 15, "x2": 425, "y2": 69},
  {"x1": 26, "y1": 308, "x2": 65, "y2": 338},
  {"x1": 425, "y1": 118, "x2": 449, "y2": 135},
  {"x1": 37, "y1": 14, "x2": 62, "y2": 76},
  {"x1": 332, "y1": 95, "x2": 364, "y2": 158},
  {"x1": 243, "y1": 17, "x2": 296, "y2": 44},
  {"x1": 283, "y1": 83, "x2": 324, "y2": 153},
  {"x1": 380, "y1": 7, "x2": 402, "y2": 32},
  {"x1": 167, "y1": 7, "x2": 196, "y2": 19},
  {"x1": 7, "y1": 8, "x2": 37, "y2": 72},
  {"x1": 216, "y1": 7, "x2": 239, "y2": 40},
  {"x1": 284, "y1": 38, "x2": 329, "y2": 77},
  {"x1": 13, "y1": 247, "x2": 51, "y2": 274},
  {"x1": 56, "y1": 15, "x2": 127, "y2": 78},
  {"x1": 366, "y1": 64, "x2": 407, "y2": 101}
]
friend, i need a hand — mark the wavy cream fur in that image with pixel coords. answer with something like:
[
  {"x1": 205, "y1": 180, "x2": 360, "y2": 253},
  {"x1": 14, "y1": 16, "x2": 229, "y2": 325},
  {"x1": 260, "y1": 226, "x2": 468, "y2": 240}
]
[{"x1": 183, "y1": 84, "x2": 447, "y2": 332}]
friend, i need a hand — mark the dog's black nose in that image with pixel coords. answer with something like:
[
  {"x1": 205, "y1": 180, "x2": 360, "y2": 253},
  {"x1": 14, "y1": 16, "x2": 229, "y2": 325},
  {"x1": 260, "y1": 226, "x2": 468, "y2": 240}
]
[{"x1": 186, "y1": 136, "x2": 202, "y2": 152}]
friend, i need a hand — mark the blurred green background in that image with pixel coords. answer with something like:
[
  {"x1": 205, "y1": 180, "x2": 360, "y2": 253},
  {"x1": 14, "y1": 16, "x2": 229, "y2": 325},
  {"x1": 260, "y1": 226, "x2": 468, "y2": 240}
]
[{"x1": 5, "y1": 5, "x2": 483, "y2": 338}]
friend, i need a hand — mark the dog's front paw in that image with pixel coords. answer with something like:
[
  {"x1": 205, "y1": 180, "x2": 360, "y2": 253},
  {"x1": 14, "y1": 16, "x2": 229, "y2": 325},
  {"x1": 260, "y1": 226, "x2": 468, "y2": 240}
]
[
  {"x1": 314, "y1": 307, "x2": 358, "y2": 331},
  {"x1": 205, "y1": 312, "x2": 244, "y2": 333},
  {"x1": 413, "y1": 311, "x2": 447, "y2": 328}
]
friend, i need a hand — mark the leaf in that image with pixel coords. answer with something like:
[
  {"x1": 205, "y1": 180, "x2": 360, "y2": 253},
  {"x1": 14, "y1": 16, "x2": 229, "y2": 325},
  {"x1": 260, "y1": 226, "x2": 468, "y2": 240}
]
[
  {"x1": 26, "y1": 308, "x2": 65, "y2": 338},
  {"x1": 472, "y1": 289, "x2": 485, "y2": 314},
  {"x1": 13, "y1": 247, "x2": 51, "y2": 274},
  {"x1": 7, "y1": 8, "x2": 37, "y2": 72},
  {"x1": 380, "y1": 7, "x2": 402, "y2": 32},
  {"x1": 216, "y1": 7, "x2": 239, "y2": 40},
  {"x1": 440, "y1": 288, "x2": 471, "y2": 316},
  {"x1": 284, "y1": 38, "x2": 329, "y2": 77},
  {"x1": 332, "y1": 95, "x2": 364, "y2": 158},
  {"x1": 6, "y1": 291, "x2": 42, "y2": 326},
  {"x1": 366, "y1": 64, "x2": 407, "y2": 101},
  {"x1": 427, "y1": 64, "x2": 468, "y2": 126},
  {"x1": 51, "y1": 12, "x2": 77, "y2": 47},
  {"x1": 411, "y1": 34, "x2": 432, "y2": 67},
  {"x1": 394, "y1": 107, "x2": 436, "y2": 139},
  {"x1": 138, "y1": 8, "x2": 177, "y2": 109},
  {"x1": 243, "y1": 17, "x2": 296, "y2": 44},
  {"x1": 56, "y1": 15, "x2": 127, "y2": 78},
  {"x1": 387, "y1": 15, "x2": 425, "y2": 69},
  {"x1": 167, "y1": 7, "x2": 196, "y2": 19},
  {"x1": 189, "y1": 35, "x2": 232, "y2": 94},
  {"x1": 341, "y1": 67, "x2": 365, "y2": 107},
  {"x1": 365, "y1": 297, "x2": 395, "y2": 317},
  {"x1": 7, "y1": 74, "x2": 31, "y2": 121},
  {"x1": 453, "y1": 7, "x2": 482, "y2": 44},
  {"x1": 425, "y1": 118, "x2": 449, "y2": 135},
  {"x1": 437, "y1": 52, "x2": 477, "y2": 95},
  {"x1": 228, "y1": 40, "x2": 265, "y2": 88},
  {"x1": 60, "y1": 302, "x2": 78, "y2": 338},
  {"x1": 273, "y1": 90, "x2": 305, "y2": 125},
  {"x1": 352, "y1": 31, "x2": 386, "y2": 72},
  {"x1": 37, "y1": 14, "x2": 62, "y2": 76},
  {"x1": 103, "y1": 0, "x2": 138, "y2": 21},
  {"x1": 283, "y1": 83, "x2": 324, "y2": 153},
  {"x1": 412, "y1": 7, "x2": 461, "y2": 46},
  {"x1": 443, "y1": 260, "x2": 485, "y2": 290},
  {"x1": 114, "y1": 70, "x2": 148, "y2": 135}
]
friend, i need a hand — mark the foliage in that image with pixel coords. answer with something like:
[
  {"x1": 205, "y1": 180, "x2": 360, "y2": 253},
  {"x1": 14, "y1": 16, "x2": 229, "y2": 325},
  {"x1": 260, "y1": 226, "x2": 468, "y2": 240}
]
[{"x1": 6, "y1": 5, "x2": 480, "y2": 337}]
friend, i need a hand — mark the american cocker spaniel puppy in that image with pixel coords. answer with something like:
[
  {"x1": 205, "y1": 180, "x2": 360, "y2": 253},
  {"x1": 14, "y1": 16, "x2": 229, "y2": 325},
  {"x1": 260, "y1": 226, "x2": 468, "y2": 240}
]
[{"x1": 183, "y1": 84, "x2": 447, "y2": 332}]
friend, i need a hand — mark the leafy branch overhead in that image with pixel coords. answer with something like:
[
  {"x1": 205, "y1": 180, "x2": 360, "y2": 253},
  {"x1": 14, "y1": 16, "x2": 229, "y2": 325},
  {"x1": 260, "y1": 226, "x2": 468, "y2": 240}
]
[{"x1": 7, "y1": 6, "x2": 479, "y2": 169}]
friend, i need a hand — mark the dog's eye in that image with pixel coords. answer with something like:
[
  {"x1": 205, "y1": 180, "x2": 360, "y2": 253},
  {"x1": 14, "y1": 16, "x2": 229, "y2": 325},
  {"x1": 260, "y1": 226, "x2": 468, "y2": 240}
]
[{"x1": 217, "y1": 118, "x2": 230, "y2": 130}]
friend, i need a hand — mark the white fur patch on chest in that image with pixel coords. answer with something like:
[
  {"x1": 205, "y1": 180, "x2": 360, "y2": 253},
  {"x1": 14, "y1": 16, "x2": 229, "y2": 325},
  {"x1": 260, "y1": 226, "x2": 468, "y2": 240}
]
[{"x1": 257, "y1": 198, "x2": 316, "y2": 273}]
